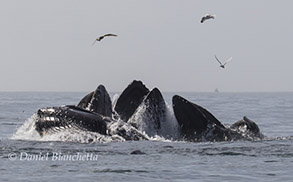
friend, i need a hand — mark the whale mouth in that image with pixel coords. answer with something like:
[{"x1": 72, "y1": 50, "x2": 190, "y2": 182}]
[
  {"x1": 35, "y1": 106, "x2": 108, "y2": 136},
  {"x1": 172, "y1": 95, "x2": 209, "y2": 136}
]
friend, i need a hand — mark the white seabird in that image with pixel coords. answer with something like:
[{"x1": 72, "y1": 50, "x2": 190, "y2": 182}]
[{"x1": 215, "y1": 55, "x2": 232, "y2": 68}]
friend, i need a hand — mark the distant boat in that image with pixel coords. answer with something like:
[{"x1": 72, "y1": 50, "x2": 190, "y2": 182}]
[
  {"x1": 92, "y1": 34, "x2": 117, "y2": 46},
  {"x1": 214, "y1": 88, "x2": 219, "y2": 93},
  {"x1": 215, "y1": 55, "x2": 232, "y2": 68},
  {"x1": 201, "y1": 14, "x2": 216, "y2": 23}
]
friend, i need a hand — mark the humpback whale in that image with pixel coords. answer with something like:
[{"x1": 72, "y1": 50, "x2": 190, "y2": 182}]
[
  {"x1": 128, "y1": 87, "x2": 167, "y2": 136},
  {"x1": 114, "y1": 80, "x2": 150, "y2": 122},
  {"x1": 172, "y1": 95, "x2": 263, "y2": 142},
  {"x1": 35, "y1": 85, "x2": 113, "y2": 137},
  {"x1": 33, "y1": 80, "x2": 166, "y2": 141},
  {"x1": 29, "y1": 80, "x2": 263, "y2": 143},
  {"x1": 230, "y1": 116, "x2": 264, "y2": 139},
  {"x1": 35, "y1": 105, "x2": 109, "y2": 136},
  {"x1": 108, "y1": 81, "x2": 167, "y2": 138},
  {"x1": 77, "y1": 85, "x2": 112, "y2": 117}
]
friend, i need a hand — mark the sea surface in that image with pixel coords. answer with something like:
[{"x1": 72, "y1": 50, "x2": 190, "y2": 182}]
[{"x1": 0, "y1": 92, "x2": 292, "y2": 181}]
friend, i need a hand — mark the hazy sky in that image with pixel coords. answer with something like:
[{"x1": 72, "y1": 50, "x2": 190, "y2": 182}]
[{"x1": 1, "y1": 0, "x2": 292, "y2": 92}]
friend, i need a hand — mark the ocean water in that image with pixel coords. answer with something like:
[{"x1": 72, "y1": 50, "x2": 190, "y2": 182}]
[{"x1": 0, "y1": 92, "x2": 292, "y2": 181}]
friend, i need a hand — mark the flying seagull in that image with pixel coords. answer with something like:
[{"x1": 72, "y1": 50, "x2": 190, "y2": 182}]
[
  {"x1": 92, "y1": 33, "x2": 117, "y2": 46},
  {"x1": 215, "y1": 55, "x2": 232, "y2": 68},
  {"x1": 201, "y1": 14, "x2": 216, "y2": 23}
]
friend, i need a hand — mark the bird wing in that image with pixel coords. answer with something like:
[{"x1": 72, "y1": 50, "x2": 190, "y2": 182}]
[
  {"x1": 208, "y1": 15, "x2": 216, "y2": 19},
  {"x1": 223, "y1": 57, "x2": 232, "y2": 65},
  {"x1": 91, "y1": 39, "x2": 97, "y2": 46},
  {"x1": 104, "y1": 34, "x2": 117, "y2": 37},
  {"x1": 215, "y1": 55, "x2": 223, "y2": 65}
]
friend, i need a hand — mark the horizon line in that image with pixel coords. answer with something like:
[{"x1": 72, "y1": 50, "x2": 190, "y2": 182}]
[{"x1": 1, "y1": 90, "x2": 293, "y2": 94}]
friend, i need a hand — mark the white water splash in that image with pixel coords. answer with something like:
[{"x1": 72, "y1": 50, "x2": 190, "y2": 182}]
[
  {"x1": 111, "y1": 93, "x2": 120, "y2": 110},
  {"x1": 12, "y1": 118, "x2": 125, "y2": 143},
  {"x1": 107, "y1": 119, "x2": 149, "y2": 141},
  {"x1": 127, "y1": 101, "x2": 181, "y2": 139},
  {"x1": 11, "y1": 94, "x2": 181, "y2": 143},
  {"x1": 11, "y1": 114, "x2": 42, "y2": 141},
  {"x1": 11, "y1": 114, "x2": 125, "y2": 143},
  {"x1": 39, "y1": 129, "x2": 124, "y2": 143},
  {"x1": 158, "y1": 103, "x2": 181, "y2": 140},
  {"x1": 127, "y1": 103, "x2": 150, "y2": 133}
]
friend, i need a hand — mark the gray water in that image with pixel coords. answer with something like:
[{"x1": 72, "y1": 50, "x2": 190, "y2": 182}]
[{"x1": 1, "y1": 92, "x2": 292, "y2": 181}]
